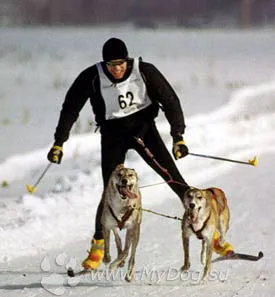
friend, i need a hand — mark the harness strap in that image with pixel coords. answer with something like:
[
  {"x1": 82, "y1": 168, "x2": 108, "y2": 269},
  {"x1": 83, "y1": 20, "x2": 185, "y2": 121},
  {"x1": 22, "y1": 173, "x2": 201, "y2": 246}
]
[
  {"x1": 108, "y1": 205, "x2": 134, "y2": 230},
  {"x1": 189, "y1": 214, "x2": 211, "y2": 240},
  {"x1": 134, "y1": 137, "x2": 173, "y2": 180},
  {"x1": 134, "y1": 137, "x2": 189, "y2": 190}
]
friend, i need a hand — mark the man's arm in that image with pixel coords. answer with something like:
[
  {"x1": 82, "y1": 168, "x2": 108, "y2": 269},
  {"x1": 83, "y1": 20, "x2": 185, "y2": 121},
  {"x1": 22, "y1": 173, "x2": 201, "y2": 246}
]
[
  {"x1": 139, "y1": 61, "x2": 186, "y2": 138},
  {"x1": 54, "y1": 66, "x2": 97, "y2": 146}
]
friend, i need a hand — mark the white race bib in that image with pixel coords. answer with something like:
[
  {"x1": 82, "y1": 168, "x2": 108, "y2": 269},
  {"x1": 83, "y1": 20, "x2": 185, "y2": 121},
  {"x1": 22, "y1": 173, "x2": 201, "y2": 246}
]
[{"x1": 96, "y1": 58, "x2": 152, "y2": 119}]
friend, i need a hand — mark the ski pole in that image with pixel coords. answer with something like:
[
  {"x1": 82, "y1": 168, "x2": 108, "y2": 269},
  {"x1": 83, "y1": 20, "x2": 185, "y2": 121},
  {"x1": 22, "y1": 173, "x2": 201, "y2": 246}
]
[
  {"x1": 26, "y1": 163, "x2": 52, "y2": 193},
  {"x1": 188, "y1": 153, "x2": 258, "y2": 167}
]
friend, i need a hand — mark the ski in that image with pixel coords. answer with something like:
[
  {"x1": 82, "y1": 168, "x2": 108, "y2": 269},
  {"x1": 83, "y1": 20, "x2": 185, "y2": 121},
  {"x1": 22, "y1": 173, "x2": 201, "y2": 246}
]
[
  {"x1": 67, "y1": 267, "x2": 93, "y2": 277},
  {"x1": 212, "y1": 251, "x2": 263, "y2": 263},
  {"x1": 67, "y1": 251, "x2": 263, "y2": 277}
]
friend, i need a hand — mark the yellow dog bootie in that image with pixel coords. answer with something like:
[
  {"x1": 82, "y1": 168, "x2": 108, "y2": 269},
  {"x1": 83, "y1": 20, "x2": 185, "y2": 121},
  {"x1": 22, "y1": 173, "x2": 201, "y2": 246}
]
[
  {"x1": 82, "y1": 238, "x2": 104, "y2": 270},
  {"x1": 213, "y1": 231, "x2": 234, "y2": 256}
]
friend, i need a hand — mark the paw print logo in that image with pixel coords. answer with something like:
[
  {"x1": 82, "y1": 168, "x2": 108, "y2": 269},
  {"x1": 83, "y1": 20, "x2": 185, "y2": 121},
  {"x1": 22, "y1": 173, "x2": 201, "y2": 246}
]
[{"x1": 40, "y1": 252, "x2": 81, "y2": 295}]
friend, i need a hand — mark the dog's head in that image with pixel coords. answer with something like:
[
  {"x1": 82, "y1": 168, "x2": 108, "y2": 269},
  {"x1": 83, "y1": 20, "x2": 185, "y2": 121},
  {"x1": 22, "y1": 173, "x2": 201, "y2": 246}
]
[
  {"x1": 112, "y1": 164, "x2": 138, "y2": 200},
  {"x1": 183, "y1": 188, "x2": 209, "y2": 224}
]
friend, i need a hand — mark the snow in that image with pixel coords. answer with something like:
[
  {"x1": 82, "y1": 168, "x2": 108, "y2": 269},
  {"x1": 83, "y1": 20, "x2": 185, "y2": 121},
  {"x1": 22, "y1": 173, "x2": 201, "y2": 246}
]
[{"x1": 0, "y1": 27, "x2": 275, "y2": 296}]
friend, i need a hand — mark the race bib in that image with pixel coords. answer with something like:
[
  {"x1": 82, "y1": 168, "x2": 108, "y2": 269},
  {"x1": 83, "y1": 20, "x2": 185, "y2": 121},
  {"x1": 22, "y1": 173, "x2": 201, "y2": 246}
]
[{"x1": 96, "y1": 58, "x2": 152, "y2": 119}]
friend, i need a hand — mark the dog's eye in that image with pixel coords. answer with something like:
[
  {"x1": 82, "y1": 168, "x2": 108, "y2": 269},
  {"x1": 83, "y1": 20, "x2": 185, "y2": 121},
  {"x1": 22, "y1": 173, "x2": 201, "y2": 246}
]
[
  {"x1": 195, "y1": 193, "x2": 202, "y2": 199},
  {"x1": 117, "y1": 173, "x2": 123, "y2": 178},
  {"x1": 128, "y1": 174, "x2": 134, "y2": 177}
]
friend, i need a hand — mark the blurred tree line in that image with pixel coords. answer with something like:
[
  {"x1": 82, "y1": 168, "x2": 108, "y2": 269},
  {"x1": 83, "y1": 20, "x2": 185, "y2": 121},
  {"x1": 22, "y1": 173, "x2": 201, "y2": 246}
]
[{"x1": 0, "y1": 0, "x2": 274, "y2": 27}]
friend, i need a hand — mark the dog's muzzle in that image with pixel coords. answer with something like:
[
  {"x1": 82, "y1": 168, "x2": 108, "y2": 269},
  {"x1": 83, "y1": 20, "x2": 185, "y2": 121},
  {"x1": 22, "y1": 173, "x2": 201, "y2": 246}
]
[
  {"x1": 187, "y1": 206, "x2": 201, "y2": 224},
  {"x1": 116, "y1": 184, "x2": 137, "y2": 200}
]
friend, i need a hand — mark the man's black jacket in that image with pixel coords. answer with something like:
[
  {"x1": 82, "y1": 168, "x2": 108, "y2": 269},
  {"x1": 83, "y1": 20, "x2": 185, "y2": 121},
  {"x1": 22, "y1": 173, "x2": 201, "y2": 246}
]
[{"x1": 54, "y1": 58, "x2": 186, "y2": 146}]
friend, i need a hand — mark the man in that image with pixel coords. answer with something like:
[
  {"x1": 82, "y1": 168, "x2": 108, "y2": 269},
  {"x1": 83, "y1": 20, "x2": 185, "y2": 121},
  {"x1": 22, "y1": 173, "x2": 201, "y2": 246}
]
[{"x1": 47, "y1": 37, "x2": 190, "y2": 271}]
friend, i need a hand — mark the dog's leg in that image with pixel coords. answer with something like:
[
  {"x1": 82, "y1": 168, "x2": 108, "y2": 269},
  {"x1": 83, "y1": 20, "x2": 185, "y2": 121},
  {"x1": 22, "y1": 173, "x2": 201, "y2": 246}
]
[
  {"x1": 181, "y1": 234, "x2": 191, "y2": 271},
  {"x1": 113, "y1": 229, "x2": 123, "y2": 255},
  {"x1": 125, "y1": 223, "x2": 140, "y2": 282},
  {"x1": 201, "y1": 239, "x2": 207, "y2": 266},
  {"x1": 103, "y1": 228, "x2": 111, "y2": 264},
  {"x1": 202, "y1": 239, "x2": 214, "y2": 281},
  {"x1": 113, "y1": 229, "x2": 125, "y2": 268},
  {"x1": 218, "y1": 215, "x2": 229, "y2": 246},
  {"x1": 109, "y1": 229, "x2": 132, "y2": 272}
]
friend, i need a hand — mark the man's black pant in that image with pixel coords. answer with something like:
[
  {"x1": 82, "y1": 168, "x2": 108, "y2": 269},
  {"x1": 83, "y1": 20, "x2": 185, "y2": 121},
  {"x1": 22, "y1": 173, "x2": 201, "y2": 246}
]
[{"x1": 93, "y1": 121, "x2": 189, "y2": 239}]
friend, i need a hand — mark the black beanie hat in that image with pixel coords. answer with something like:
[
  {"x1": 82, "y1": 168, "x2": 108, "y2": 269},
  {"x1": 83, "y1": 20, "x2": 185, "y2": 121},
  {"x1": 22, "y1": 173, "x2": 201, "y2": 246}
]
[{"x1": 102, "y1": 38, "x2": 128, "y2": 62}]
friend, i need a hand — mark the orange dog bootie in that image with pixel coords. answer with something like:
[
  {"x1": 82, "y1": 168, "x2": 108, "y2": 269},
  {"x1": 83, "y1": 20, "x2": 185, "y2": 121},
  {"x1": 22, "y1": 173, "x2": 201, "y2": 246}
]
[
  {"x1": 82, "y1": 238, "x2": 104, "y2": 270},
  {"x1": 213, "y1": 231, "x2": 234, "y2": 256}
]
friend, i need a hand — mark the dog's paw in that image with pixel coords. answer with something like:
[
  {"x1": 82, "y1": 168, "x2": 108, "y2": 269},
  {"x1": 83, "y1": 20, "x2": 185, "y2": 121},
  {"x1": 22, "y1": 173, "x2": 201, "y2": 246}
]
[
  {"x1": 103, "y1": 254, "x2": 111, "y2": 264},
  {"x1": 125, "y1": 271, "x2": 133, "y2": 282},
  {"x1": 180, "y1": 263, "x2": 190, "y2": 271},
  {"x1": 200, "y1": 277, "x2": 208, "y2": 285},
  {"x1": 109, "y1": 260, "x2": 119, "y2": 271},
  {"x1": 201, "y1": 267, "x2": 210, "y2": 283}
]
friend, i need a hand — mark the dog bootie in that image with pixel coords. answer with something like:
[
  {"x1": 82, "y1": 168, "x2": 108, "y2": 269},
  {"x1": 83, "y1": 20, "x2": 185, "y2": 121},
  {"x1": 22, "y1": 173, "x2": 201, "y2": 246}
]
[
  {"x1": 82, "y1": 238, "x2": 104, "y2": 270},
  {"x1": 213, "y1": 231, "x2": 234, "y2": 256}
]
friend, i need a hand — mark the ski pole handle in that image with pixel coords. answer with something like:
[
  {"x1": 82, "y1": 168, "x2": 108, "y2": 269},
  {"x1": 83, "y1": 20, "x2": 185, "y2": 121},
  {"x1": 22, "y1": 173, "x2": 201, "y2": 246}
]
[{"x1": 26, "y1": 163, "x2": 52, "y2": 193}]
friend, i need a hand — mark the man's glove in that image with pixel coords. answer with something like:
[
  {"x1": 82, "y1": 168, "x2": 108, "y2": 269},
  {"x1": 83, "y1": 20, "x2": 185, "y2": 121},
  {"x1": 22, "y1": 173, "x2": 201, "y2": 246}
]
[
  {"x1": 172, "y1": 135, "x2": 189, "y2": 160},
  {"x1": 47, "y1": 145, "x2": 63, "y2": 164}
]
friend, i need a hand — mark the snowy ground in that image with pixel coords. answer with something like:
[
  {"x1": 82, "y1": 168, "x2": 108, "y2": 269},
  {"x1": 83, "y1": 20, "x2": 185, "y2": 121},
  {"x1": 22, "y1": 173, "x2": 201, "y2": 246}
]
[{"x1": 0, "y1": 27, "x2": 275, "y2": 296}]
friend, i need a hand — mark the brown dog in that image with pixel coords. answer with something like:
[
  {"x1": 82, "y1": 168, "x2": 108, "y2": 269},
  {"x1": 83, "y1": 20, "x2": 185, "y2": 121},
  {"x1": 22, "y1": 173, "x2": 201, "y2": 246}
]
[
  {"x1": 181, "y1": 187, "x2": 231, "y2": 281},
  {"x1": 101, "y1": 164, "x2": 142, "y2": 282}
]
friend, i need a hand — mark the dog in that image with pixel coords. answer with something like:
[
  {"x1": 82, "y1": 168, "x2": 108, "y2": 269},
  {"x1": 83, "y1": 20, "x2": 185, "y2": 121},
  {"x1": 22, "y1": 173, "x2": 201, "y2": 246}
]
[
  {"x1": 101, "y1": 164, "x2": 142, "y2": 282},
  {"x1": 181, "y1": 187, "x2": 231, "y2": 281}
]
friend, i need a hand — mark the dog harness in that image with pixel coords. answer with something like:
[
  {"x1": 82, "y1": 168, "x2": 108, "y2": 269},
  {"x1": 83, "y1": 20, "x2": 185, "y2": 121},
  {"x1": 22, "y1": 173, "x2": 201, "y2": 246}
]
[
  {"x1": 96, "y1": 58, "x2": 152, "y2": 120},
  {"x1": 108, "y1": 205, "x2": 135, "y2": 230},
  {"x1": 189, "y1": 214, "x2": 211, "y2": 240}
]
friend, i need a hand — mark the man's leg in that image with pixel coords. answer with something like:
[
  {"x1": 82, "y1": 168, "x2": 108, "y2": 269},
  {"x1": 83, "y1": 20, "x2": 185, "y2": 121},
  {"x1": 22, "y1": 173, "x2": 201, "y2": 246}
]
[
  {"x1": 82, "y1": 135, "x2": 127, "y2": 270},
  {"x1": 95, "y1": 135, "x2": 127, "y2": 237},
  {"x1": 133, "y1": 123, "x2": 189, "y2": 201}
]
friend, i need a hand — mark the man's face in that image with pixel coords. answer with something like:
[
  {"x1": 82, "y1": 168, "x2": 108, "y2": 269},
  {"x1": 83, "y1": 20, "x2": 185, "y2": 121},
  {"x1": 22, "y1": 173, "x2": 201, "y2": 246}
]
[{"x1": 106, "y1": 59, "x2": 127, "y2": 80}]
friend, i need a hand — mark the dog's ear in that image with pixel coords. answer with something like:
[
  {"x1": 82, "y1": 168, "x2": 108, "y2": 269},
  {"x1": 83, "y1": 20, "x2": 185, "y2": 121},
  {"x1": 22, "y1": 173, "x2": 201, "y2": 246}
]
[
  {"x1": 184, "y1": 187, "x2": 197, "y2": 197},
  {"x1": 131, "y1": 168, "x2": 137, "y2": 174},
  {"x1": 133, "y1": 169, "x2": 138, "y2": 180},
  {"x1": 115, "y1": 164, "x2": 124, "y2": 171},
  {"x1": 187, "y1": 186, "x2": 199, "y2": 193},
  {"x1": 183, "y1": 188, "x2": 191, "y2": 199}
]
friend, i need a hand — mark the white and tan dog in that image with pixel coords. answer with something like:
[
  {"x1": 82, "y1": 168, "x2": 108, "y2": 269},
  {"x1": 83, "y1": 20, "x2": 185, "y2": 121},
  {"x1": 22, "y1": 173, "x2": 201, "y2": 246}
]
[
  {"x1": 181, "y1": 187, "x2": 231, "y2": 281},
  {"x1": 101, "y1": 164, "x2": 142, "y2": 282}
]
